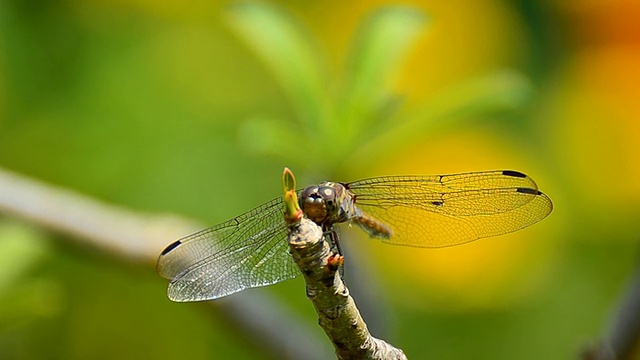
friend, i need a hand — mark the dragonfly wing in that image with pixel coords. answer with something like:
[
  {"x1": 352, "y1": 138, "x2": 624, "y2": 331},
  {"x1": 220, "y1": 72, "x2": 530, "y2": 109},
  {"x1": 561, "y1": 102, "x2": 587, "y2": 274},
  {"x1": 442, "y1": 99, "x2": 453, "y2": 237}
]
[
  {"x1": 157, "y1": 197, "x2": 299, "y2": 301},
  {"x1": 347, "y1": 170, "x2": 553, "y2": 248}
]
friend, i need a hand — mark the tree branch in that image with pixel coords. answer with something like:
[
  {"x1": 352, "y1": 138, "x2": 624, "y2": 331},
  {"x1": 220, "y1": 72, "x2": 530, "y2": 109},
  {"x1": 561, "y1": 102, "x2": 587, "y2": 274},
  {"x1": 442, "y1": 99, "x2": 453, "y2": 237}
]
[
  {"x1": 287, "y1": 217, "x2": 407, "y2": 360},
  {"x1": 583, "y1": 261, "x2": 640, "y2": 360}
]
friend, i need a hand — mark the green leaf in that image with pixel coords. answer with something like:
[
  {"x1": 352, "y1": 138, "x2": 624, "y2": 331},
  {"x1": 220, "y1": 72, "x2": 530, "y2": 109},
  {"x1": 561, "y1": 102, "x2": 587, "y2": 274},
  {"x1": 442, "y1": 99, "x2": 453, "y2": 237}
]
[
  {"x1": 412, "y1": 70, "x2": 535, "y2": 122},
  {"x1": 226, "y1": 2, "x2": 331, "y2": 135},
  {"x1": 338, "y1": 6, "x2": 427, "y2": 138},
  {"x1": 348, "y1": 70, "x2": 535, "y2": 163}
]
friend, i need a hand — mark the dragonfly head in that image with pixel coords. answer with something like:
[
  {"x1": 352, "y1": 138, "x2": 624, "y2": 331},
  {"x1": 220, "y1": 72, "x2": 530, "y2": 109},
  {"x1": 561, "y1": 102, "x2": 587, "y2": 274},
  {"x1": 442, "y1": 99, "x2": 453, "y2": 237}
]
[{"x1": 299, "y1": 182, "x2": 343, "y2": 225}]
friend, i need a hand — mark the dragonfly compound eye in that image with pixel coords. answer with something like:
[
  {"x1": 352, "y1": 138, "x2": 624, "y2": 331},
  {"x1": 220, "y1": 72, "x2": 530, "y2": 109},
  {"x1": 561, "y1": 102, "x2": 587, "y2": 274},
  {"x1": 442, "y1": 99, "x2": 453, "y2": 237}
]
[
  {"x1": 300, "y1": 185, "x2": 319, "y2": 199},
  {"x1": 317, "y1": 185, "x2": 343, "y2": 213},
  {"x1": 299, "y1": 185, "x2": 329, "y2": 223}
]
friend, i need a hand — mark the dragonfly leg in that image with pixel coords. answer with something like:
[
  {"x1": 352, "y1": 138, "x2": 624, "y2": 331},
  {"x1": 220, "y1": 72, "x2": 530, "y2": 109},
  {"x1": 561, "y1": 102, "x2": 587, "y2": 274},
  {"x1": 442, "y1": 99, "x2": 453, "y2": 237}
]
[{"x1": 323, "y1": 228, "x2": 345, "y2": 281}]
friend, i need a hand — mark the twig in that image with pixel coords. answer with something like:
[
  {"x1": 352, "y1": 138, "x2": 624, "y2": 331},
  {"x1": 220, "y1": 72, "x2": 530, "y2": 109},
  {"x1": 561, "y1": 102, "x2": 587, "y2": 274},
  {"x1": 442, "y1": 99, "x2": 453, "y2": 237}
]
[
  {"x1": 287, "y1": 217, "x2": 407, "y2": 360},
  {"x1": 0, "y1": 167, "x2": 196, "y2": 261},
  {"x1": 0, "y1": 166, "x2": 332, "y2": 359},
  {"x1": 582, "y1": 261, "x2": 640, "y2": 360}
]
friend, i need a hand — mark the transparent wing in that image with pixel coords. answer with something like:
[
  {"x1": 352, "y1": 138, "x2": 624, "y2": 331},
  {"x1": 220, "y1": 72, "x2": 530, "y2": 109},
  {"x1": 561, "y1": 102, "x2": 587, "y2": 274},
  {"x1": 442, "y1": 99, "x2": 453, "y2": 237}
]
[
  {"x1": 156, "y1": 197, "x2": 299, "y2": 301},
  {"x1": 347, "y1": 170, "x2": 553, "y2": 247}
]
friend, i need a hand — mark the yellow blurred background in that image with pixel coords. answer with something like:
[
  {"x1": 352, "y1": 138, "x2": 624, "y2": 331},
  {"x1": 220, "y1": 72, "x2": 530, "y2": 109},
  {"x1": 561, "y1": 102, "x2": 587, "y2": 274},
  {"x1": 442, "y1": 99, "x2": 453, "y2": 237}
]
[{"x1": 1, "y1": 0, "x2": 639, "y2": 359}]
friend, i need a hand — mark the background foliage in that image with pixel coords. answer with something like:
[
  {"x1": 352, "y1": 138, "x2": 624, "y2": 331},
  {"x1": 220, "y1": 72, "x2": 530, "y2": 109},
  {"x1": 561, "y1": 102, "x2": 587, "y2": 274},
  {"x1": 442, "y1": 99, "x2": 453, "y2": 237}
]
[{"x1": 1, "y1": 0, "x2": 640, "y2": 359}]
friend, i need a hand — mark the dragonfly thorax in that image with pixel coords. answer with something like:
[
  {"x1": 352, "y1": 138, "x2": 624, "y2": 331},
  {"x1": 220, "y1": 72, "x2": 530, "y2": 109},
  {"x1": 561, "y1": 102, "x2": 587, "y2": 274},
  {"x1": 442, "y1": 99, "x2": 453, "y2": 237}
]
[{"x1": 299, "y1": 182, "x2": 351, "y2": 226}]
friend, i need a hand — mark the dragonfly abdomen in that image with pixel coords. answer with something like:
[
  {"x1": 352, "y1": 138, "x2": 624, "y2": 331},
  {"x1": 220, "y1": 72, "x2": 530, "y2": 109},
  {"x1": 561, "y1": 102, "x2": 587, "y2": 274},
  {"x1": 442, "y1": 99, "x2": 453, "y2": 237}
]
[{"x1": 352, "y1": 210, "x2": 393, "y2": 239}]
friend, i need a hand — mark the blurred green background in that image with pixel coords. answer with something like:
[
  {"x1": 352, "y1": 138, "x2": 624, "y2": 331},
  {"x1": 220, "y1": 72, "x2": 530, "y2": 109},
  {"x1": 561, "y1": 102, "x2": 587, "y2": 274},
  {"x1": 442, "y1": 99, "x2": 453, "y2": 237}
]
[{"x1": 2, "y1": 0, "x2": 640, "y2": 359}]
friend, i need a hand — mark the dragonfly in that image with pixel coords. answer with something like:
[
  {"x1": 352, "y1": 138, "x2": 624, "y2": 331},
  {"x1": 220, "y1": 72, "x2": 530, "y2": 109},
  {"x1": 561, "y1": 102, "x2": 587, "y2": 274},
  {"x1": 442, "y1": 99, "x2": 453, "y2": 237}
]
[{"x1": 157, "y1": 170, "x2": 553, "y2": 302}]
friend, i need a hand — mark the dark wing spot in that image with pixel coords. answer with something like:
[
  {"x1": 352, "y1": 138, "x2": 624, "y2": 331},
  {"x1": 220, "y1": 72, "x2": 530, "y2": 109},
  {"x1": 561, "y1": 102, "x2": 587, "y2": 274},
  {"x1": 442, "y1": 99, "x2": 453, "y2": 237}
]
[
  {"x1": 160, "y1": 240, "x2": 182, "y2": 256},
  {"x1": 502, "y1": 170, "x2": 527, "y2": 178},
  {"x1": 431, "y1": 201, "x2": 444, "y2": 206},
  {"x1": 516, "y1": 187, "x2": 542, "y2": 195}
]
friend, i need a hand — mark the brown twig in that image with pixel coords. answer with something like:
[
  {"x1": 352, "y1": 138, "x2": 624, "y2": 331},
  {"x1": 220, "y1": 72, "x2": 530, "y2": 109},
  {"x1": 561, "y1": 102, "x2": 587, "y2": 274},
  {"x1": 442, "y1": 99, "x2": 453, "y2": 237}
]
[
  {"x1": 0, "y1": 167, "x2": 196, "y2": 261},
  {"x1": 287, "y1": 217, "x2": 407, "y2": 360},
  {"x1": 582, "y1": 261, "x2": 640, "y2": 360}
]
